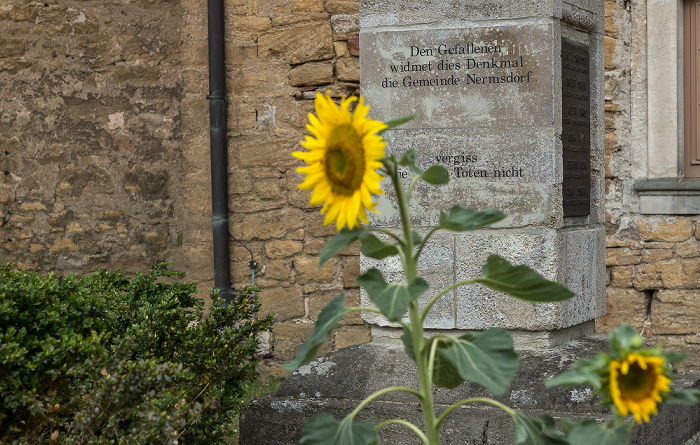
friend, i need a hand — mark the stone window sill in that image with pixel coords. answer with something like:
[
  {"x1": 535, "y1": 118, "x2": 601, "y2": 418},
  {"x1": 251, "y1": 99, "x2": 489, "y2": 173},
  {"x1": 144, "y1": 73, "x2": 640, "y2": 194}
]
[{"x1": 633, "y1": 178, "x2": 700, "y2": 214}]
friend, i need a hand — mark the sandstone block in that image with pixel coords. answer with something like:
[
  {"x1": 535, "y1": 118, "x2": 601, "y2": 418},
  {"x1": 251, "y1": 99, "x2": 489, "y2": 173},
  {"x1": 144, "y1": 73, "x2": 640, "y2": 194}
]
[
  {"x1": 259, "y1": 285, "x2": 305, "y2": 322},
  {"x1": 333, "y1": 41, "x2": 349, "y2": 58},
  {"x1": 335, "y1": 57, "x2": 359, "y2": 82},
  {"x1": 606, "y1": 247, "x2": 641, "y2": 266},
  {"x1": 273, "y1": 322, "x2": 330, "y2": 362},
  {"x1": 333, "y1": 325, "x2": 370, "y2": 350},
  {"x1": 604, "y1": 35, "x2": 616, "y2": 69},
  {"x1": 641, "y1": 248, "x2": 673, "y2": 263},
  {"x1": 348, "y1": 35, "x2": 359, "y2": 56},
  {"x1": 325, "y1": 1, "x2": 359, "y2": 14},
  {"x1": 676, "y1": 239, "x2": 700, "y2": 258},
  {"x1": 265, "y1": 240, "x2": 304, "y2": 259},
  {"x1": 596, "y1": 287, "x2": 647, "y2": 333},
  {"x1": 656, "y1": 259, "x2": 700, "y2": 289},
  {"x1": 232, "y1": 15, "x2": 272, "y2": 32},
  {"x1": 652, "y1": 289, "x2": 700, "y2": 335},
  {"x1": 330, "y1": 14, "x2": 359, "y2": 35},
  {"x1": 632, "y1": 263, "x2": 663, "y2": 290},
  {"x1": 294, "y1": 257, "x2": 336, "y2": 284},
  {"x1": 610, "y1": 265, "x2": 633, "y2": 288},
  {"x1": 231, "y1": 208, "x2": 306, "y2": 241},
  {"x1": 289, "y1": 62, "x2": 334, "y2": 87},
  {"x1": 648, "y1": 335, "x2": 700, "y2": 371},
  {"x1": 264, "y1": 260, "x2": 293, "y2": 282},
  {"x1": 342, "y1": 256, "x2": 360, "y2": 288},
  {"x1": 291, "y1": 0, "x2": 325, "y2": 13},
  {"x1": 235, "y1": 135, "x2": 300, "y2": 169},
  {"x1": 303, "y1": 238, "x2": 326, "y2": 255},
  {"x1": 258, "y1": 23, "x2": 334, "y2": 64},
  {"x1": 637, "y1": 217, "x2": 694, "y2": 242},
  {"x1": 307, "y1": 290, "x2": 344, "y2": 321}
]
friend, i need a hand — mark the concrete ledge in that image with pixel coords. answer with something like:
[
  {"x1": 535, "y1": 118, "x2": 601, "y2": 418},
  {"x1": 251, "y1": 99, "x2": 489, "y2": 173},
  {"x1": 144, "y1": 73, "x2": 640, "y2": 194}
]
[
  {"x1": 240, "y1": 340, "x2": 700, "y2": 444},
  {"x1": 634, "y1": 179, "x2": 700, "y2": 214}
]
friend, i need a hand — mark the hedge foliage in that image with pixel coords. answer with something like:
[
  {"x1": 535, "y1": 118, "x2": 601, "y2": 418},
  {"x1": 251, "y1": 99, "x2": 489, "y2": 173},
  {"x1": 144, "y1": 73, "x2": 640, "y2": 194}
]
[{"x1": 0, "y1": 263, "x2": 274, "y2": 444}]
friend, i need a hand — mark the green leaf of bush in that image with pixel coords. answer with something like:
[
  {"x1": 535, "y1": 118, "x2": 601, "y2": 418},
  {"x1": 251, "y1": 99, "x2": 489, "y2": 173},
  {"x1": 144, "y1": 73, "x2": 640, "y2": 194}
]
[
  {"x1": 438, "y1": 206, "x2": 506, "y2": 232},
  {"x1": 421, "y1": 165, "x2": 450, "y2": 185},
  {"x1": 360, "y1": 234, "x2": 399, "y2": 260},
  {"x1": 319, "y1": 228, "x2": 366, "y2": 268},
  {"x1": 435, "y1": 328, "x2": 518, "y2": 395},
  {"x1": 474, "y1": 255, "x2": 575, "y2": 302},
  {"x1": 300, "y1": 413, "x2": 379, "y2": 445},
  {"x1": 284, "y1": 294, "x2": 347, "y2": 370}
]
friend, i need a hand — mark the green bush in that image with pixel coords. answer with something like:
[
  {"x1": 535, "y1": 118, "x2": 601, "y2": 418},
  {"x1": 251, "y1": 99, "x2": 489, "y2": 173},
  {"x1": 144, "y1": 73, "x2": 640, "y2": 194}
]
[{"x1": 0, "y1": 263, "x2": 274, "y2": 444}]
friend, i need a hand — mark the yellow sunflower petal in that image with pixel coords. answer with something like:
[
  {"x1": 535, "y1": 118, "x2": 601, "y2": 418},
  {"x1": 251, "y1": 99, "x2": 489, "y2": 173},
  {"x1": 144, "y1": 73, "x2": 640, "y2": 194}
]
[
  {"x1": 608, "y1": 352, "x2": 671, "y2": 424},
  {"x1": 293, "y1": 93, "x2": 387, "y2": 230}
]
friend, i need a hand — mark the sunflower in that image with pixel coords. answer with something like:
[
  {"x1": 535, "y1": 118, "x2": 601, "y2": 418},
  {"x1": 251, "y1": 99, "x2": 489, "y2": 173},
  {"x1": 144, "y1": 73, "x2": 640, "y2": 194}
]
[
  {"x1": 608, "y1": 352, "x2": 672, "y2": 423},
  {"x1": 293, "y1": 92, "x2": 387, "y2": 230}
]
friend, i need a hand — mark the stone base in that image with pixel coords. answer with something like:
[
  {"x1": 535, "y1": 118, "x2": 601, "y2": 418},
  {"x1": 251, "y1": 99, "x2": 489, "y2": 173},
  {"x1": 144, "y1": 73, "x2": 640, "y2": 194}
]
[{"x1": 240, "y1": 338, "x2": 700, "y2": 445}]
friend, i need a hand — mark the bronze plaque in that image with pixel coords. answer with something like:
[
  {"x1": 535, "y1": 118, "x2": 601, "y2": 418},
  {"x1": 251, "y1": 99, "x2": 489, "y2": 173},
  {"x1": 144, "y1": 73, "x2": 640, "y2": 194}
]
[{"x1": 561, "y1": 38, "x2": 590, "y2": 217}]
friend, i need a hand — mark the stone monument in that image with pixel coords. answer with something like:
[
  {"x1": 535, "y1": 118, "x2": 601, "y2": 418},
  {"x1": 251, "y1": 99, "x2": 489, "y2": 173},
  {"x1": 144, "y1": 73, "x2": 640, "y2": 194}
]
[
  {"x1": 240, "y1": 1, "x2": 700, "y2": 443},
  {"x1": 359, "y1": 0, "x2": 605, "y2": 345}
]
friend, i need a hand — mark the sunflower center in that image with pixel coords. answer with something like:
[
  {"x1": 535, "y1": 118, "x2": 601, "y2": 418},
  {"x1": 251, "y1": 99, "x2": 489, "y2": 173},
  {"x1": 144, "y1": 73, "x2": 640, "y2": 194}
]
[
  {"x1": 323, "y1": 123, "x2": 365, "y2": 196},
  {"x1": 617, "y1": 362, "x2": 657, "y2": 400}
]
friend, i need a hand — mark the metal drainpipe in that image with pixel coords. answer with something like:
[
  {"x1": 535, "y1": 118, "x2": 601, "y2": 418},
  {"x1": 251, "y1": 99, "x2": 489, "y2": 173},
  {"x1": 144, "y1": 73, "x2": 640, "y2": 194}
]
[{"x1": 207, "y1": 0, "x2": 231, "y2": 303}]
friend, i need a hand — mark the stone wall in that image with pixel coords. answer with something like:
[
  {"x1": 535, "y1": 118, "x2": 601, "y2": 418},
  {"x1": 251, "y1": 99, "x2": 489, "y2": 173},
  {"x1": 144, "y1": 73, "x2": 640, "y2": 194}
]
[
  {"x1": 0, "y1": 0, "x2": 185, "y2": 274},
  {"x1": 1, "y1": 0, "x2": 698, "y2": 379},
  {"x1": 600, "y1": 0, "x2": 700, "y2": 370},
  {"x1": 207, "y1": 0, "x2": 368, "y2": 378}
]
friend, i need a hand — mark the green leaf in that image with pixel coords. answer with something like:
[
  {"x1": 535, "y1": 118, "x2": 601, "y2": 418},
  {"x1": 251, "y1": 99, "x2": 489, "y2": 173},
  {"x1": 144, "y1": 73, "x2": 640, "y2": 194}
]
[
  {"x1": 356, "y1": 268, "x2": 388, "y2": 300},
  {"x1": 609, "y1": 324, "x2": 644, "y2": 357},
  {"x1": 319, "y1": 228, "x2": 366, "y2": 268},
  {"x1": 663, "y1": 387, "x2": 700, "y2": 405},
  {"x1": 435, "y1": 328, "x2": 518, "y2": 395},
  {"x1": 357, "y1": 270, "x2": 427, "y2": 322},
  {"x1": 300, "y1": 413, "x2": 379, "y2": 445},
  {"x1": 421, "y1": 165, "x2": 450, "y2": 185},
  {"x1": 438, "y1": 206, "x2": 506, "y2": 232},
  {"x1": 545, "y1": 355, "x2": 607, "y2": 390},
  {"x1": 410, "y1": 230, "x2": 422, "y2": 245},
  {"x1": 396, "y1": 149, "x2": 417, "y2": 166},
  {"x1": 431, "y1": 338, "x2": 465, "y2": 389},
  {"x1": 401, "y1": 327, "x2": 418, "y2": 361},
  {"x1": 375, "y1": 284, "x2": 412, "y2": 322},
  {"x1": 378, "y1": 115, "x2": 415, "y2": 135},
  {"x1": 407, "y1": 277, "x2": 429, "y2": 299},
  {"x1": 566, "y1": 419, "x2": 631, "y2": 445},
  {"x1": 513, "y1": 413, "x2": 568, "y2": 445},
  {"x1": 360, "y1": 234, "x2": 399, "y2": 260},
  {"x1": 284, "y1": 294, "x2": 347, "y2": 370},
  {"x1": 474, "y1": 255, "x2": 575, "y2": 303}
]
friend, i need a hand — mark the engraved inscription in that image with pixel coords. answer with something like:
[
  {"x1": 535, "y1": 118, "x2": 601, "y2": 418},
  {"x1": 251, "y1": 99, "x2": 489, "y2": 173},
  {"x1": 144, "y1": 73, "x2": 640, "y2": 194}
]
[{"x1": 561, "y1": 38, "x2": 591, "y2": 217}]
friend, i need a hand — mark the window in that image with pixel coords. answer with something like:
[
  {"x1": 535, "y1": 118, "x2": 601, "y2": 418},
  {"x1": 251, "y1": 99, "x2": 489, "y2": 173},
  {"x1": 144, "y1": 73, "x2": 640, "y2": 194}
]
[{"x1": 684, "y1": 0, "x2": 700, "y2": 177}]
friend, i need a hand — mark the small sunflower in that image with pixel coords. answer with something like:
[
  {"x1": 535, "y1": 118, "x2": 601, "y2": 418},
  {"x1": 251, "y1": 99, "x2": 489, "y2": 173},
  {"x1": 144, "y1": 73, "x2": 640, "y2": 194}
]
[
  {"x1": 293, "y1": 92, "x2": 387, "y2": 230},
  {"x1": 609, "y1": 352, "x2": 671, "y2": 423}
]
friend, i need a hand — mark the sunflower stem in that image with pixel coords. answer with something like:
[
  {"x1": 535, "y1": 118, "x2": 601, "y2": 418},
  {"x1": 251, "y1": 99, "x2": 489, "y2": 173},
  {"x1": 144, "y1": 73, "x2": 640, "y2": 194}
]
[{"x1": 389, "y1": 159, "x2": 440, "y2": 444}]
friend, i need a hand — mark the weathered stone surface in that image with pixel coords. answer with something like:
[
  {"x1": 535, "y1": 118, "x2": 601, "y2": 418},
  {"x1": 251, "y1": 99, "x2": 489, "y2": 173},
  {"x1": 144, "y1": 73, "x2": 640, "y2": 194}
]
[
  {"x1": 294, "y1": 257, "x2": 336, "y2": 284},
  {"x1": 288, "y1": 62, "x2": 334, "y2": 86},
  {"x1": 259, "y1": 285, "x2": 306, "y2": 322},
  {"x1": 606, "y1": 247, "x2": 642, "y2": 266},
  {"x1": 241, "y1": 340, "x2": 700, "y2": 444},
  {"x1": 335, "y1": 57, "x2": 359, "y2": 82},
  {"x1": 273, "y1": 322, "x2": 331, "y2": 362},
  {"x1": 637, "y1": 217, "x2": 694, "y2": 242},
  {"x1": 258, "y1": 22, "x2": 335, "y2": 64},
  {"x1": 265, "y1": 240, "x2": 304, "y2": 259},
  {"x1": 596, "y1": 287, "x2": 647, "y2": 333},
  {"x1": 330, "y1": 14, "x2": 359, "y2": 35},
  {"x1": 325, "y1": 0, "x2": 359, "y2": 14},
  {"x1": 653, "y1": 289, "x2": 700, "y2": 335}
]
